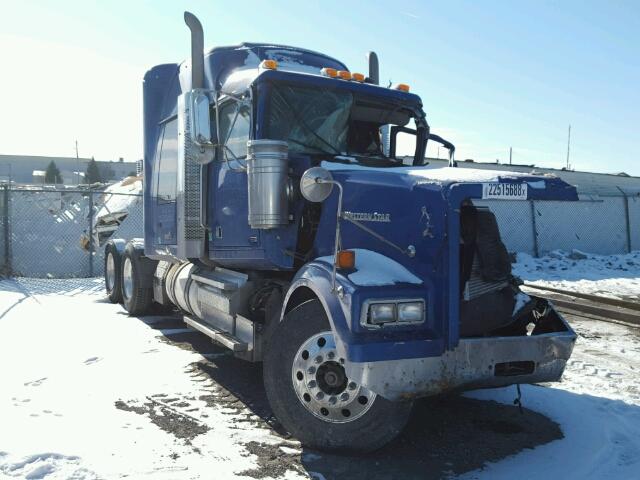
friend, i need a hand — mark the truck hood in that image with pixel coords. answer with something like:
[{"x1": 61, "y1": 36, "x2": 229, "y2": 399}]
[
  {"x1": 312, "y1": 162, "x2": 578, "y2": 281},
  {"x1": 320, "y1": 161, "x2": 578, "y2": 201}
]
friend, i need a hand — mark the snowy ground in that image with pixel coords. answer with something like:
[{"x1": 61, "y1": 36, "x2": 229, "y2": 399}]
[
  {"x1": 1, "y1": 278, "x2": 639, "y2": 479},
  {"x1": 513, "y1": 250, "x2": 640, "y2": 300}
]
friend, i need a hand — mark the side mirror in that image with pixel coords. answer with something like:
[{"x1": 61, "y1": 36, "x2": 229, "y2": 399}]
[
  {"x1": 178, "y1": 90, "x2": 214, "y2": 165},
  {"x1": 300, "y1": 167, "x2": 334, "y2": 202},
  {"x1": 191, "y1": 91, "x2": 212, "y2": 146},
  {"x1": 427, "y1": 133, "x2": 456, "y2": 166}
]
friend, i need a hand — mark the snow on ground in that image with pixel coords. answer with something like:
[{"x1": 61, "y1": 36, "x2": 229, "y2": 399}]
[
  {"x1": 463, "y1": 316, "x2": 640, "y2": 479},
  {"x1": 513, "y1": 250, "x2": 640, "y2": 300},
  {"x1": 0, "y1": 278, "x2": 305, "y2": 480},
  {"x1": 1, "y1": 277, "x2": 639, "y2": 479}
]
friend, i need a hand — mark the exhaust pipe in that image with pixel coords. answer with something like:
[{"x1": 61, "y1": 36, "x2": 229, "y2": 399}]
[
  {"x1": 184, "y1": 11, "x2": 205, "y2": 89},
  {"x1": 367, "y1": 51, "x2": 379, "y2": 85}
]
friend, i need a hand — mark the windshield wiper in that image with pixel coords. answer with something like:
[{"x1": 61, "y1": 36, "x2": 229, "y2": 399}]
[{"x1": 287, "y1": 138, "x2": 336, "y2": 156}]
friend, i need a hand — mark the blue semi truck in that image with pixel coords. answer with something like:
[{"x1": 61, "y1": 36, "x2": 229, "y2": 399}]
[{"x1": 104, "y1": 12, "x2": 578, "y2": 451}]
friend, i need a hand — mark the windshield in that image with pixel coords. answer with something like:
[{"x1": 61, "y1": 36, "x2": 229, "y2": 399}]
[{"x1": 265, "y1": 83, "x2": 421, "y2": 163}]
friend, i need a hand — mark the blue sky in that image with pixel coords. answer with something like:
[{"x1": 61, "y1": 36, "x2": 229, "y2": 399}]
[{"x1": 1, "y1": 0, "x2": 638, "y2": 174}]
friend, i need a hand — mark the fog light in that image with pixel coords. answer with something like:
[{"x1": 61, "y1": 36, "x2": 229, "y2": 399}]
[
  {"x1": 369, "y1": 303, "x2": 396, "y2": 324},
  {"x1": 397, "y1": 301, "x2": 424, "y2": 323}
]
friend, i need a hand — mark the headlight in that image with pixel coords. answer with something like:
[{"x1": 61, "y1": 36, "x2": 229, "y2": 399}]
[
  {"x1": 369, "y1": 303, "x2": 396, "y2": 324},
  {"x1": 364, "y1": 299, "x2": 425, "y2": 326},
  {"x1": 397, "y1": 301, "x2": 424, "y2": 323}
]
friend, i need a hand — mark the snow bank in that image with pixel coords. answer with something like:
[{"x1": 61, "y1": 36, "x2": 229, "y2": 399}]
[
  {"x1": 316, "y1": 248, "x2": 422, "y2": 286},
  {"x1": 513, "y1": 250, "x2": 640, "y2": 300}
]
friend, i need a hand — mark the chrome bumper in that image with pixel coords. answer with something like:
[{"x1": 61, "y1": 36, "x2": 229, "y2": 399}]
[{"x1": 346, "y1": 310, "x2": 577, "y2": 401}]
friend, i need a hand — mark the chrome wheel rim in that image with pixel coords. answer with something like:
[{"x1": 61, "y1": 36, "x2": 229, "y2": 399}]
[
  {"x1": 122, "y1": 258, "x2": 133, "y2": 299},
  {"x1": 106, "y1": 253, "x2": 115, "y2": 291},
  {"x1": 292, "y1": 330, "x2": 376, "y2": 423}
]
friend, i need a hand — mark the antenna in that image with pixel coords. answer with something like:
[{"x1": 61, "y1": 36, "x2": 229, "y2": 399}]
[
  {"x1": 509, "y1": 146, "x2": 512, "y2": 165},
  {"x1": 566, "y1": 124, "x2": 571, "y2": 170}
]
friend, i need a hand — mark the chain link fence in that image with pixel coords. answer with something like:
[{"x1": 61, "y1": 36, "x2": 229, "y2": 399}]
[
  {"x1": 477, "y1": 194, "x2": 640, "y2": 256},
  {"x1": 1, "y1": 184, "x2": 638, "y2": 279},
  {"x1": 0, "y1": 185, "x2": 142, "y2": 278}
]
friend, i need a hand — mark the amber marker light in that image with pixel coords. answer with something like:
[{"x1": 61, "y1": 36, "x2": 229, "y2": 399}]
[
  {"x1": 393, "y1": 83, "x2": 410, "y2": 92},
  {"x1": 260, "y1": 59, "x2": 278, "y2": 70},
  {"x1": 336, "y1": 250, "x2": 356, "y2": 269},
  {"x1": 321, "y1": 67, "x2": 338, "y2": 77}
]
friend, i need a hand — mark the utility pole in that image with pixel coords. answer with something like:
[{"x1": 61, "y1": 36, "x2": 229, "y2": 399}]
[
  {"x1": 509, "y1": 147, "x2": 512, "y2": 165},
  {"x1": 75, "y1": 140, "x2": 79, "y2": 185},
  {"x1": 566, "y1": 125, "x2": 571, "y2": 170}
]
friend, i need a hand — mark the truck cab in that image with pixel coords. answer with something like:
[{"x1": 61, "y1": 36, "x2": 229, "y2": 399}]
[{"x1": 104, "y1": 12, "x2": 577, "y2": 452}]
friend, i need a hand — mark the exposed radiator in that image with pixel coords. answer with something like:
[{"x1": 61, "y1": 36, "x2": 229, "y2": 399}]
[{"x1": 463, "y1": 256, "x2": 508, "y2": 301}]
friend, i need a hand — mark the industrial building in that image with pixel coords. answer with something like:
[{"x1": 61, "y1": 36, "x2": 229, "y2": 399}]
[{"x1": 0, "y1": 154, "x2": 139, "y2": 185}]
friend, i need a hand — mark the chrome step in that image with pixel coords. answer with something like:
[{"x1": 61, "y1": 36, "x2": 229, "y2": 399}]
[
  {"x1": 184, "y1": 315, "x2": 248, "y2": 352},
  {"x1": 191, "y1": 267, "x2": 248, "y2": 291},
  {"x1": 191, "y1": 273, "x2": 236, "y2": 291}
]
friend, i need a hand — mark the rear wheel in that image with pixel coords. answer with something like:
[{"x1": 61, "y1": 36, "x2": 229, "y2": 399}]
[
  {"x1": 120, "y1": 247, "x2": 153, "y2": 316},
  {"x1": 104, "y1": 244, "x2": 122, "y2": 304},
  {"x1": 263, "y1": 299, "x2": 413, "y2": 452}
]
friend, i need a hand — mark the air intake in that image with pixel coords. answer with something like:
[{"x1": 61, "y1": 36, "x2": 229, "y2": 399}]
[{"x1": 247, "y1": 140, "x2": 290, "y2": 229}]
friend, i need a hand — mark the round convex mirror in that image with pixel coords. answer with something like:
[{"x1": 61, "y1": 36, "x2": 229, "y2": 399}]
[{"x1": 300, "y1": 167, "x2": 334, "y2": 203}]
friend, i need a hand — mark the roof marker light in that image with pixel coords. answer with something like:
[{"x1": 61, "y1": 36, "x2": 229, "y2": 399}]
[
  {"x1": 321, "y1": 67, "x2": 338, "y2": 78},
  {"x1": 260, "y1": 59, "x2": 278, "y2": 70},
  {"x1": 337, "y1": 70, "x2": 352, "y2": 80},
  {"x1": 351, "y1": 72, "x2": 365, "y2": 82},
  {"x1": 392, "y1": 83, "x2": 410, "y2": 92}
]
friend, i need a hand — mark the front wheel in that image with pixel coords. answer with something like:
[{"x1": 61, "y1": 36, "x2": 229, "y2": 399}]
[{"x1": 263, "y1": 299, "x2": 413, "y2": 452}]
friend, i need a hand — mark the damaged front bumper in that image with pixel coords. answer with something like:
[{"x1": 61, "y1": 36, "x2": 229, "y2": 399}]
[{"x1": 345, "y1": 306, "x2": 577, "y2": 401}]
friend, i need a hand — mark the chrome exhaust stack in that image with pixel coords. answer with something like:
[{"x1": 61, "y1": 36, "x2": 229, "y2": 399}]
[{"x1": 184, "y1": 11, "x2": 205, "y2": 89}]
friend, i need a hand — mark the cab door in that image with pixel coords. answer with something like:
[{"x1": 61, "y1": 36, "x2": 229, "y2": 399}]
[{"x1": 209, "y1": 99, "x2": 259, "y2": 250}]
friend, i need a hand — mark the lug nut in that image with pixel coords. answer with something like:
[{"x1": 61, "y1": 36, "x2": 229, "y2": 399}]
[
  {"x1": 327, "y1": 351, "x2": 335, "y2": 359},
  {"x1": 340, "y1": 393, "x2": 349, "y2": 401},
  {"x1": 316, "y1": 392, "x2": 325, "y2": 400},
  {"x1": 308, "y1": 366, "x2": 316, "y2": 375},
  {"x1": 308, "y1": 380, "x2": 317, "y2": 389},
  {"x1": 315, "y1": 355, "x2": 323, "y2": 364},
  {"x1": 348, "y1": 382, "x2": 357, "y2": 390},
  {"x1": 329, "y1": 396, "x2": 337, "y2": 405}
]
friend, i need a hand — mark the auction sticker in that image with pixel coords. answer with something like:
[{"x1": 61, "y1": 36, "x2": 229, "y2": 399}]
[{"x1": 482, "y1": 182, "x2": 528, "y2": 200}]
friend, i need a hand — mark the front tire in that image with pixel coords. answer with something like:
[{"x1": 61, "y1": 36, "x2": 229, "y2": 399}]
[
  {"x1": 120, "y1": 245, "x2": 153, "y2": 316},
  {"x1": 263, "y1": 299, "x2": 413, "y2": 452}
]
